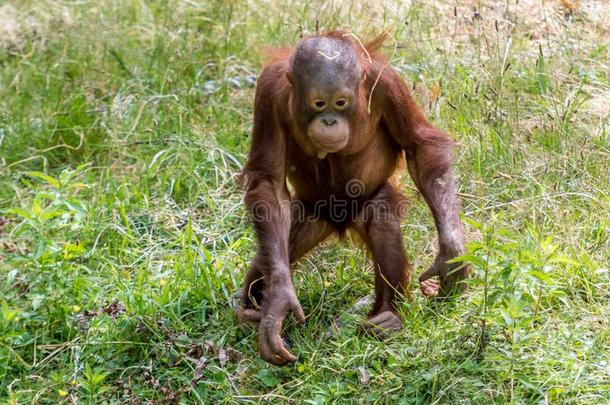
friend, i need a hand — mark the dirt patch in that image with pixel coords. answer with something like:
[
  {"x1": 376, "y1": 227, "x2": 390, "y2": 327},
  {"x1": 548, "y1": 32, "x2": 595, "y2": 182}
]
[
  {"x1": 0, "y1": 4, "x2": 39, "y2": 53},
  {"x1": 584, "y1": 88, "x2": 610, "y2": 119},
  {"x1": 404, "y1": 0, "x2": 610, "y2": 59},
  {"x1": 0, "y1": 4, "x2": 74, "y2": 55}
]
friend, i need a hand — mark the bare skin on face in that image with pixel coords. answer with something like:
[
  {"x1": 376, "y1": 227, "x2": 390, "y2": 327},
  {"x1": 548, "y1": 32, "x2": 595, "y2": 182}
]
[{"x1": 239, "y1": 31, "x2": 469, "y2": 366}]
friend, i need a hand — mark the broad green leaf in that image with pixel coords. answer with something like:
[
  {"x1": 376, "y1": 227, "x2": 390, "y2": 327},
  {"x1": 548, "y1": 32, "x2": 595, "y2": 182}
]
[{"x1": 27, "y1": 171, "x2": 61, "y2": 188}]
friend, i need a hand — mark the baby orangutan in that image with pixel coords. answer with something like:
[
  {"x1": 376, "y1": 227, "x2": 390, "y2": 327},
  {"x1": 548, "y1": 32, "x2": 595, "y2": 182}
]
[{"x1": 237, "y1": 31, "x2": 468, "y2": 365}]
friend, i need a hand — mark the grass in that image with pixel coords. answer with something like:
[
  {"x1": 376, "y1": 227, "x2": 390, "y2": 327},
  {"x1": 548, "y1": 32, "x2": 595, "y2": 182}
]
[{"x1": 0, "y1": 0, "x2": 609, "y2": 403}]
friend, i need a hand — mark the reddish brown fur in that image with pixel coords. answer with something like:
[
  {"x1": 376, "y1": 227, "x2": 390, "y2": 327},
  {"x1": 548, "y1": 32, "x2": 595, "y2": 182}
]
[{"x1": 238, "y1": 31, "x2": 469, "y2": 366}]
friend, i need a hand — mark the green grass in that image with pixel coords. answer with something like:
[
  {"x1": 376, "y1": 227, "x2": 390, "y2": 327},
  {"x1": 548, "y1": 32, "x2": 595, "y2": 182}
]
[{"x1": 1, "y1": 0, "x2": 609, "y2": 403}]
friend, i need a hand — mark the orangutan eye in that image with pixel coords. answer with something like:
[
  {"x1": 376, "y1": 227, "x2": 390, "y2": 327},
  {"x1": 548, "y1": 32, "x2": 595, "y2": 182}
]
[
  {"x1": 335, "y1": 98, "x2": 348, "y2": 110},
  {"x1": 312, "y1": 99, "x2": 326, "y2": 111}
]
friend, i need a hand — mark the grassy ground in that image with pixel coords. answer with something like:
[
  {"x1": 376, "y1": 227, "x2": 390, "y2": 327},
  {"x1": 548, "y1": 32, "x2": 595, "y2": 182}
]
[{"x1": 1, "y1": 0, "x2": 609, "y2": 403}]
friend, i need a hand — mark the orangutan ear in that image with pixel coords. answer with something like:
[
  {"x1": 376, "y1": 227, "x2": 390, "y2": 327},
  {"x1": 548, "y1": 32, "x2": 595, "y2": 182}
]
[{"x1": 285, "y1": 72, "x2": 293, "y2": 86}]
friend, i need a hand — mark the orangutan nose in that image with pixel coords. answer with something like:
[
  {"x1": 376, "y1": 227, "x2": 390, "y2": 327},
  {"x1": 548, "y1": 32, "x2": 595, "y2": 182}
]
[{"x1": 322, "y1": 115, "x2": 337, "y2": 126}]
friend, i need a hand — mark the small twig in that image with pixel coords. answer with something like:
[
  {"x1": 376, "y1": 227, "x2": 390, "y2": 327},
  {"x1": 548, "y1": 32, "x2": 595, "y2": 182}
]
[
  {"x1": 39, "y1": 341, "x2": 153, "y2": 350},
  {"x1": 0, "y1": 131, "x2": 84, "y2": 173},
  {"x1": 247, "y1": 276, "x2": 264, "y2": 309},
  {"x1": 317, "y1": 50, "x2": 340, "y2": 60},
  {"x1": 370, "y1": 30, "x2": 398, "y2": 114},
  {"x1": 342, "y1": 32, "x2": 372, "y2": 63}
]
